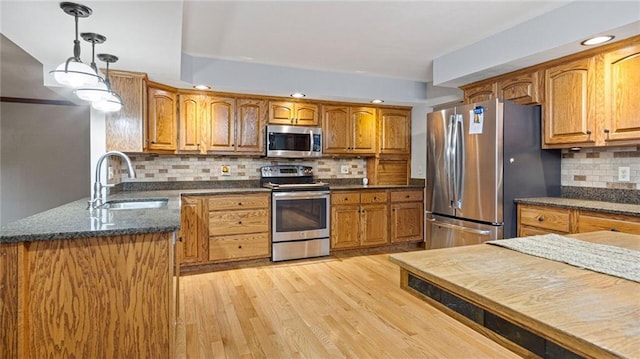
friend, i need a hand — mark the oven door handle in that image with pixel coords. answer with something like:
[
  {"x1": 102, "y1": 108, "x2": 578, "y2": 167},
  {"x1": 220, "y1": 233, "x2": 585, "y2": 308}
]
[{"x1": 273, "y1": 191, "x2": 330, "y2": 199}]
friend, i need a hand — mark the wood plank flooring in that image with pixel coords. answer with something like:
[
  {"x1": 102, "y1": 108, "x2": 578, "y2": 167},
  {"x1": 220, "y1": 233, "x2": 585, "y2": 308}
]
[{"x1": 175, "y1": 252, "x2": 522, "y2": 358}]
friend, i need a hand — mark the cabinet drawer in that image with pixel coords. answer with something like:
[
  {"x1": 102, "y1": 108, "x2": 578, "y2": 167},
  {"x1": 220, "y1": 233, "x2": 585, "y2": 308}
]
[
  {"x1": 209, "y1": 209, "x2": 269, "y2": 236},
  {"x1": 390, "y1": 190, "x2": 423, "y2": 203},
  {"x1": 209, "y1": 233, "x2": 270, "y2": 261},
  {"x1": 519, "y1": 205, "x2": 570, "y2": 232},
  {"x1": 577, "y1": 212, "x2": 640, "y2": 235},
  {"x1": 360, "y1": 191, "x2": 388, "y2": 204},
  {"x1": 332, "y1": 192, "x2": 360, "y2": 205},
  {"x1": 207, "y1": 194, "x2": 269, "y2": 211},
  {"x1": 518, "y1": 225, "x2": 567, "y2": 237}
]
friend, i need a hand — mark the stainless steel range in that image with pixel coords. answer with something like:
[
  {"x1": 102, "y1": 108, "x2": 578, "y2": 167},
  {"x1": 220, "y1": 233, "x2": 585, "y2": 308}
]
[{"x1": 261, "y1": 165, "x2": 330, "y2": 262}]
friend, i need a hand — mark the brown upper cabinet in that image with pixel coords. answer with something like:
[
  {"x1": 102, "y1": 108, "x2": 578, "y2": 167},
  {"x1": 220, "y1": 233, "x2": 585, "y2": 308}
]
[
  {"x1": 322, "y1": 106, "x2": 376, "y2": 155},
  {"x1": 462, "y1": 82, "x2": 497, "y2": 104},
  {"x1": 543, "y1": 56, "x2": 597, "y2": 146},
  {"x1": 461, "y1": 70, "x2": 540, "y2": 105},
  {"x1": 269, "y1": 101, "x2": 319, "y2": 126},
  {"x1": 602, "y1": 42, "x2": 640, "y2": 143},
  {"x1": 178, "y1": 93, "x2": 204, "y2": 152},
  {"x1": 379, "y1": 108, "x2": 411, "y2": 155},
  {"x1": 203, "y1": 96, "x2": 236, "y2": 153},
  {"x1": 105, "y1": 71, "x2": 147, "y2": 152},
  {"x1": 147, "y1": 83, "x2": 178, "y2": 152}
]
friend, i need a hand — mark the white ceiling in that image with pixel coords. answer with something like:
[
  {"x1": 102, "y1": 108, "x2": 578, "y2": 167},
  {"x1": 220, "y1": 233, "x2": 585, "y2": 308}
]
[{"x1": 1, "y1": 1, "x2": 638, "y2": 103}]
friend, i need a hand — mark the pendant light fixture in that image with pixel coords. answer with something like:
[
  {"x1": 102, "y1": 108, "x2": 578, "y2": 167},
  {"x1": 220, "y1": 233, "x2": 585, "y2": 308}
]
[
  {"x1": 74, "y1": 32, "x2": 110, "y2": 102},
  {"x1": 49, "y1": 2, "x2": 101, "y2": 88},
  {"x1": 91, "y1": 53, "x2": 123, "y2": 112}
]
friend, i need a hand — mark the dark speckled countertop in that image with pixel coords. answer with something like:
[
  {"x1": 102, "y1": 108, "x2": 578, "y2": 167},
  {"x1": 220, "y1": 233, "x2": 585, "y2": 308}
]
[
  {"x1": 0, "y1": 188, "x2": 270, "y2": 243},
  {"x1": 514, "y1": 197, "x2": 640, "y2": 217}
]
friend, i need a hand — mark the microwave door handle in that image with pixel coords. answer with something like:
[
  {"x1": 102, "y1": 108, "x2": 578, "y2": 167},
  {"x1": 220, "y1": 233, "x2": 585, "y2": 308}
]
[{"x1": 309, "y1": 130, "x2": 314, "y2": 153}]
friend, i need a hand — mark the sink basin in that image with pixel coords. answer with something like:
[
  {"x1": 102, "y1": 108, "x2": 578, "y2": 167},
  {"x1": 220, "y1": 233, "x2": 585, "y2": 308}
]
[{"x1": 99, "y1": 198, "x2": 169, "y2": 210}]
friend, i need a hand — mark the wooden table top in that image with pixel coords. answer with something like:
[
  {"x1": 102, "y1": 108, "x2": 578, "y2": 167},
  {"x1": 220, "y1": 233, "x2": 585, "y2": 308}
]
[{"x1": 389, "y1": 231, "x2": 640, "y2": 359}]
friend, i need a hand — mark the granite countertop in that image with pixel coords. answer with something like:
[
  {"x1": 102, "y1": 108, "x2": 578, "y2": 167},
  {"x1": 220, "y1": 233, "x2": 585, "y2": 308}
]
[
  {"x1": 330, "y1": 184, "x2": 424, "y2": 190},
  {"x1": 514, "y1": 197, "x2": 640, "y2": 217}
]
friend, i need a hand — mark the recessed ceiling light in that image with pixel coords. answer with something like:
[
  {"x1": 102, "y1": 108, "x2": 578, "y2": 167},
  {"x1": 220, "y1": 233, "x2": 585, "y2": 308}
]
[
  {"x1": 290, "y1": 92, "x2": 306, "y2": 98},
  {"x1": 370, "y1": 99, "x2": 384, "y2": 104},
  {"x1": 193, "y1": 84, "x2": 211, "y2": 90},
  {"x1": 580, "y1": 35, "x2": 614, "y2": 46}
]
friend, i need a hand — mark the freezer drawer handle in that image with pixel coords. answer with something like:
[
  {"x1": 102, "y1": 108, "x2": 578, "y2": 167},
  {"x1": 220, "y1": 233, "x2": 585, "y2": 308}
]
[{"x1": 431, "y1": 219, "x2": 491, "y2": 236}]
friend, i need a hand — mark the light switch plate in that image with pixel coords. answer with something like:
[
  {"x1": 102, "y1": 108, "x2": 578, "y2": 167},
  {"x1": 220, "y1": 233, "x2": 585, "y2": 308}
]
[
  {"x1": 618, "y1": 166, "x2": 630, "y2": 182},
  {"x1": 221, "y1": 165, "x2": 231, "y2": 176},
  {"x1": 340, "y1": 165, "x2": 349, "y2": 174}
]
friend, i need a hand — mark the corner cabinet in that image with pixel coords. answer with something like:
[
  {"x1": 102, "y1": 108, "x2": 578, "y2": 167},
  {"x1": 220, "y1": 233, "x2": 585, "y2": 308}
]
[
  {"x1": 322, "y1": 106, "x2": 376, "y2": 155},
  {"x1": 105, "y1": 70, "x2": 147, "y2": 152},
  {"x1": 269, "y1": 101, "x2": 319, "y2": 126},
  {"x1": 147, "y1": 83, "x2": 178, "y2": 152},
  {"x1": 543, "y1": 57, "x2": 597, "y2": 147},
  {"x1": 602, "y1": 42, "x2": 640, "y2": 144}
]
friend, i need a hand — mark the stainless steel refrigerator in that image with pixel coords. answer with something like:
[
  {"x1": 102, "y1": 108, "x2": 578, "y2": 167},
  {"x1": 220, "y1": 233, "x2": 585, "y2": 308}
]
[{"x1": 426, "y1": 99, "x2": 561, "y2": 249}]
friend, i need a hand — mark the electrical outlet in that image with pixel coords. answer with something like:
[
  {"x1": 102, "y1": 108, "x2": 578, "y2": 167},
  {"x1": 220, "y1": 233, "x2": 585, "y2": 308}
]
[
  {"x1": 340, "y1": 165, "x2": 349, "y2": 174},
  {"x1": 221, "y1": 165, "x2": 231, "y2": 176},
  {"x1": 618, "y1": 166, "x2": 630, "y2": 182},
  {"x1": 417, "y1": 165, "x2": 424, "y2": 176}
]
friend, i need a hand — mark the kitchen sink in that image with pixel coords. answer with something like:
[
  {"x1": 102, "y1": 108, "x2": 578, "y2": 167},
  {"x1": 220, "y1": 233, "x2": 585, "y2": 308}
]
[{"x1": 99, "y1": 198, "x2": 169, "y2": 210}]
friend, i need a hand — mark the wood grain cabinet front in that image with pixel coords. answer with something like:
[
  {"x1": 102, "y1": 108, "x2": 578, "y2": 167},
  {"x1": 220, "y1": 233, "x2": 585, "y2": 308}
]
[
  {"x1": 322, "y1": 106, "x2": 376, "y2": 155},
  {"x1": 269, "y1": 101, "x2": 319, "y2": 126},
  {"x1": 0, "y1": 243, "x2": 18, "y2": 358},
  {"x1": 147, "y1": 83, "x2": 178, "y2": 152},
  {"x1": 576, "y1": 210, "x2": 640, "y2": 235},
  {"x1": 207, "y1": 193, "x2": 271, "y2": 262},
  {"x1": 330, "y1": 190, "x2": 389, "y2": 249},
  {"x1": 180, "y1": 196, "x2": 207, "y2": 264},
  {"x1": 518, "y1": 204, "x2": 571, "y2": 235},
  {"x1": 378, "y1": 108, "x2": 411, "y2": 155},
  {"x1": 105, "y1": 70, "x2": 147, "y2": 152},
  {"x1": 389, "y1": 189, "x2": 424, "y2": 243}
]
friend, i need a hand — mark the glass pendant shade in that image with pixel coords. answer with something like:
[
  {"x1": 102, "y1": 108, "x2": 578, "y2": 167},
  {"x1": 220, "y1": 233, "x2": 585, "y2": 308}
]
[
  {"x1": 75, "y1": 80, "x2": 109, "y2": 102},
  {"x1": 92, "y1": 92, "x2": 122, "y2": 112},
  {"x1": 53, "y1": 60, "x2": 100, "y2": 88}
]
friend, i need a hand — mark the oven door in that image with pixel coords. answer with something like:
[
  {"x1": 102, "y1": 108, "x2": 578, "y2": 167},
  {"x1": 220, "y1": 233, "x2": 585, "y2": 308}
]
[{"x1": 272, "y1": 191, "x2": 330, "y2": 242}]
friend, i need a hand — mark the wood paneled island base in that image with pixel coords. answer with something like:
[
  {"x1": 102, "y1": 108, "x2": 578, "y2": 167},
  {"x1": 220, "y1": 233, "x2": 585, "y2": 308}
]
[{"x1": 389, "y1": 231, "x2": 640, "y2": 359}]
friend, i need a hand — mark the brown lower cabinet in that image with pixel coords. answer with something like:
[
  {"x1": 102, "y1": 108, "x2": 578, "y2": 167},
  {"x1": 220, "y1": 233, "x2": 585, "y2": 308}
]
[
  {"x1": 517, "y1": 203, "x2": 640, "y2": 236},
  {"x1": 180, "y1": 192, "x2": 271, "y2": 266},
  {"x1": 331, "y1": 188, "x2": 424, "y2": 249},
  {"x1": 2, "y1": 232, "x2": 178, "y2": 358}
]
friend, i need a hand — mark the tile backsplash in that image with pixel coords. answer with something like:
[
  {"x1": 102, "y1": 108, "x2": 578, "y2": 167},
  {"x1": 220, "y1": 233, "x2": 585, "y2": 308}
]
[
  {"x1": 561, "y1": 146, "x2": 639, "y2": 190},
  {"x1": 110, "y1": 155, "x2": 367, "y2": 184}
]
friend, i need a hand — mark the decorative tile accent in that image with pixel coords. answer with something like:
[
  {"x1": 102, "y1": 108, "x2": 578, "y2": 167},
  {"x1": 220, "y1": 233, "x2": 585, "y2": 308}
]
[
  {"x1": 561, "y1": 146, "x2": 639, "y2": 190},
  {"x1": 109, "y1": 155, "x2": 367, "y2": 184}
]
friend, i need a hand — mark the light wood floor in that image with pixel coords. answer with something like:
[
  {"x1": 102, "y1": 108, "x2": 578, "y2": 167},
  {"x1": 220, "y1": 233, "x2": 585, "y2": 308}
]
[{"x1": 175, "y1": 252, "x2": 522, "y2": 358}]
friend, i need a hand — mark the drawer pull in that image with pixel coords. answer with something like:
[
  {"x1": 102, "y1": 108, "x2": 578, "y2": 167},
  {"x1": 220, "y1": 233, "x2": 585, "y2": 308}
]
[
  {"x1": 238, "y1": 221, "x2": 242, "y2": 225},
  {"x1": 537, "y1": 216, "x2": 545, "y2": 222},
  {"x1": 238, "y1": 202, "x2": 243, "y2": 206},
  {"x1": 611, "y1": 228, "x2": 619, "y2": 232},
  {"x1": 373, "y1": 196, "x2": 377, "y2": 200},
  {"x1": 406, "y1": 195, "x2": 410, "y2": 198},
  {"x1": 238, "y1": 245, "x2": 242, "y2": 249}
]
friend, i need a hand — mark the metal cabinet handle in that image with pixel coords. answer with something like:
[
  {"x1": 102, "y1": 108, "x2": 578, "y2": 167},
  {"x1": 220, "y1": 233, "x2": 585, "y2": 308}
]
[
  {"x1": 611, "y1": 228, "x2": 619, "y2": 232},
  {"x1": 537, "y1": 216, "x2": 545, "y2": 222},
  {"x1": 604, "y1": 129, "x2": 610, "y2": 140}
]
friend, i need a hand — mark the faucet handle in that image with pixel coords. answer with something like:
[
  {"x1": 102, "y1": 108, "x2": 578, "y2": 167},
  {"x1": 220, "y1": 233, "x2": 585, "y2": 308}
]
[{"x1": 103, "y1": 183, "x2": 115, "y2": 188}]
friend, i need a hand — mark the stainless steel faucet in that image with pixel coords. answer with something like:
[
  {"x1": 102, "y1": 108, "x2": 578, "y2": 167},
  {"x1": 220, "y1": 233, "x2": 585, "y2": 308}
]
[{"x1": 88, "y1": 151, "x2": 136, "y2": 209}]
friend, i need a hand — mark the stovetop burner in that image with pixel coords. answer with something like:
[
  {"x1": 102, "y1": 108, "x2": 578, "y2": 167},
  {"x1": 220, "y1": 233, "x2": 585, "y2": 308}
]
[{"x1": 260, "y1": 165, "x2": 328, "y2": 191}]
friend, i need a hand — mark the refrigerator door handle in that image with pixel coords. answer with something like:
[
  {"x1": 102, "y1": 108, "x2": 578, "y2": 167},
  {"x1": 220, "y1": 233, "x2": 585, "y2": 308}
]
[
  {"x1": 445, "y1": 114, "x2": 456, "y2": 207},
  {"x1": 431, "y1": 219, "x2": 491, "y2": 236},
  {"x1": 452, "y1": 114, "x2": 465, "y2": 209}
]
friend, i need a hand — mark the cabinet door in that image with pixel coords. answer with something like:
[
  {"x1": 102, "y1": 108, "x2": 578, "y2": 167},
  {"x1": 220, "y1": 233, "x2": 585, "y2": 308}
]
[
  {"x1": 147, "y1": 86, "x2": 177, "y2": 151},
  {"x1": 205, "y1": 96, "x2": 236, "y2": 152},
  {"x1": 269, "y1": 101, "x2": 295, "y2": 125},
  {"x1": 390, "y1": 202, "x2": 424, "y2": 243},
  {"x1": 331, "y1": 205, "x2": 360, "y2": 249},
  {"x1": 294, "y1": 103, "x2": 319, "y2": 126},
  {"x1": 543, "y1": 57, "x2": 596, "y2": 146},
  {"x1": 322, "y1": 106, "x2": 351, "y2": 154},
  {"x1": 106, "y1": 71, "x2": 146, "y2": 152},
  {"x1": 178, "y1": 94, "x2": 203, "y2": 152},
  {"x1": 180, "y1": 197, "x2": 207, "y2": 264},
  {"x1": 361, "y1": 204, "x2": 388, "y2": 246},
  {"x1": 236, "y1": 99, "x2": 267, "y2": 154},
  {"x1": 603, "y1": 42, "x2": 640, "y2": 143},
  {"x1": 0, "y1": 243, "x2": 18, "y2": 358},
  {"x1": 463, "y1": 82, "x2": 497, "y2": 104},
  {"x1": 351, "y1": 107, "x2": 376, "y2": 154},
  {"x1": 497, "y1": 71, "x2": 540, "y2": 105},
  {"x1": 577, "y1": 211, "x2": 640, "y2": 235},
  {"x1": 379, "y1": 109, "x2": 410, "y2": 154}
]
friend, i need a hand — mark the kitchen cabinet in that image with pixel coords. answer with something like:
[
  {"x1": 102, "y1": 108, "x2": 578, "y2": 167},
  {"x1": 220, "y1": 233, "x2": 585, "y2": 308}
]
[
  {"x1": 331, "y1": 190, "x2": 388, "y2": 249},
  {"x1": 462, "y1": 82, "x2": 497, "y2": 104},
  {"x1": 178, "y1": 93, "x2": 204, "y2": 152},
  {"x1": 379, "y1": 108, "x2": 411, "y2": 155},
  {"x1": 543, "y1": 57, "x2": 597, "y2": 147},
  {"x1": 497, "y1": 71, "x2": 541, "y2": 105},
  {"x1": 180, "y1": 196, "x2": 207, "y2": 264},
  {"x1": 11, "y1": 232, "x2": 177, "y2": 358},
  {"x1": 0, "y1": 243, "x2": 18, "y2": 358},
  {"x1": 322, "y1": 105, "x2": 376, "y2": 155},
  {"x1": 203, "y1": 96, "x2": 236, "y2": 152},
  {"x1": 207, "y1": 193, "x2": 271, "y2": 262},
  {"x1": 235, "y1": 98, "x2": 268, "y2": 154},
  {"x1": 389, "y1": 189, "x2": 424, "y2": 243},
  {"x1": 517, "y1": 203, "x2": 640, "y2": 236},
  {"x1": 147, "y1": 82, "x2": 178, "y2": 152},
  {"x1": 105, "y1": 70, "x2": 147, "y2": 152},
  {"x1": 269, "y1": 100, "x2": 319, "y2": 126},
  {"x1": 602, "y1": 42, "x2": 640, "y2": 143},
  {"x1": 366, "y1": 155, "x2": 410, "y2": 185}
]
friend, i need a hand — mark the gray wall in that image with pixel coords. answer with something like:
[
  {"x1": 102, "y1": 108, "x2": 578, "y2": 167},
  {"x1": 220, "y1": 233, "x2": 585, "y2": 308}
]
[{"x1": 0, "y1": 102, "x2": 90, "y2": 225}]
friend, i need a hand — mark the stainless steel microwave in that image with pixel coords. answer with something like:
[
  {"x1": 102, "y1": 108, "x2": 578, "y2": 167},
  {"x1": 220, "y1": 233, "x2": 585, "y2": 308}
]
[{"x1": 266, "y1": 125, "x2": 322, "y2": 158}]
